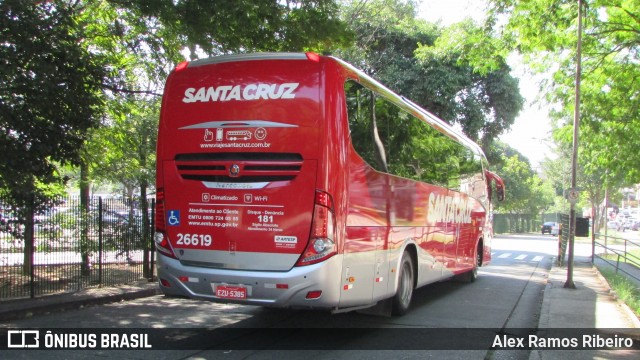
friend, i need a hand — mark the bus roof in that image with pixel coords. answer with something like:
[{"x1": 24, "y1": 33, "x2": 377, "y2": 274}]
[
  {"x1": 171, "y1": 52, "x2": 486, "y2": 160},
  {"x1": 186, "y1": 52, "x2": 310, "y2": 68}
]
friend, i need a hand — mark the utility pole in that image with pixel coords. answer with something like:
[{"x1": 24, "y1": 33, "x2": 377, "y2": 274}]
[{"x1": 565, "y1": 0, "x2": 584, "y2": 289}]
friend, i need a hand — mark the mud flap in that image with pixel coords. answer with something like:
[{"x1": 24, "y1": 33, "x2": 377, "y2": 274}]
[{"x1": 355, "y1": 298, "x2": 393, "y2": 317}]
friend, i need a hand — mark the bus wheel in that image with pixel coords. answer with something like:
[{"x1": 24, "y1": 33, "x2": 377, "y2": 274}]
[
  {"x1": 456, "y1": 247, "x2": 480, "y2": 283},
  {"x1": 392, "y1": 251, "x2": 415, "y2": 316},
  {"x1": 468, "y1": 257, "x2": 479, "y2": 282},
  {"x1": 469, "y1": 245, "x2": 482, "y2": 282}
]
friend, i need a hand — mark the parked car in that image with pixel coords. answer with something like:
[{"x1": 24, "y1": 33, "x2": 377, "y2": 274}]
[
  {"x1": 0, "y1": 211, "x2": 8, "y2": 232},
  {"x1": 541, "y1": 222, "x2": 557, "y2": 235},
  {"x1": 607, "y1": 220, "x2": 625, "y2": 231},
  {"x1": 0, "y1": 210, "x2": 18, "y2": 233}
]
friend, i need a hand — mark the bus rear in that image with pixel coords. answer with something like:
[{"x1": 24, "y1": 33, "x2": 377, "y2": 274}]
[{"x1": 155, "y1": 53, "x2": 342, "y2": 308}]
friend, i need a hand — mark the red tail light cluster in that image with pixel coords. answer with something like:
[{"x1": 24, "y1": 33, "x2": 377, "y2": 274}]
[
  {"x1": 154, "y1": 189, "x2": 177, "y2": 259},
  {"x1": 296, "y1": 190, "x2": 337, "y2": 266},
  {"x1": 155, "y1": 189, "x2": 165, "y2": 230}
]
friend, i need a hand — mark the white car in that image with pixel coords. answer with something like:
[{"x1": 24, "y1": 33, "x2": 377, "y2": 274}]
[{"x1": 607, "y1": 220, "x2": 624, "y2": 231}]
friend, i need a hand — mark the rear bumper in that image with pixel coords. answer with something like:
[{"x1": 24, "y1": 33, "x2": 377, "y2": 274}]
[{"x1": 156, "y1": 252, "x2": 344, "y2": 310}]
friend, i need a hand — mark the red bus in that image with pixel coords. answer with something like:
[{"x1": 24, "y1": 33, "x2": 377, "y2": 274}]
[{"x1": 155, "y1": 52, "x2": 505, "y2": 315}]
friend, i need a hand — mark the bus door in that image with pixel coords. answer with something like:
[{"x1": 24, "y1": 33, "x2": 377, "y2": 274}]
[
  {"x1": 412, "y1": 184, "x2": 446, "y2": 285},
  {"x1": 438, "y1": 191, "x2": 456, "y2": 274},
  {"x1": 372, "y1": 176, "x2": 393, "y2": 302},
  {"x1": 342, "y1": 161, "x2": 386, "y2": 308},
  {"x1": 448, "y1": 190, "x2": 473, "y2": 272},
  {"x1": 425, "y1": 187, "x2": 458, "y2": 277}
]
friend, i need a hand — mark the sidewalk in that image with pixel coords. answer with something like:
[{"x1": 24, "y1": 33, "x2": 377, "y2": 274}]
[
  {"x1": 0, "y1": 280, "x2": 159, "y2": 322},
  {"x1": 531, "y1": 254, "x2": 640, "y2": 359},
  {"x1": 0, "y1": 251, "x2": 638, "y2": 358}
]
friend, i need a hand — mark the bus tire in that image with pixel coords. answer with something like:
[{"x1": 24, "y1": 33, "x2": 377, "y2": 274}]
[
  {"x1": 392, "y1": 251, "x2": 415, "y2": 316},
  {"x1": 456, "y1": 246, "x2": 480, "y2": 283},
  {"x1": 466, "y1": 261, "x2": 479, "y2": 283},
  {"x1": 469, "y1": 243, "x2": 482, "y2": 282}
]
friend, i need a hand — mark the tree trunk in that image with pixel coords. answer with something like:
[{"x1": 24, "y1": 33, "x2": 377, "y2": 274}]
[
  {"x1": 21, "y1": 194, "x2": 34, "y2": 276},
  {"x1": 140, "y1": 180, "x2": 151, "y2": 279},
  {"x1": 79, "y1": 161, "x2": 92, "y2": 276}
]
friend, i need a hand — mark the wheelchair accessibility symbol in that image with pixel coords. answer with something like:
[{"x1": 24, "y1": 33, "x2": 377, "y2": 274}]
[{"x1": 167, "y1": 210, "x2": 180, "y2": 226}]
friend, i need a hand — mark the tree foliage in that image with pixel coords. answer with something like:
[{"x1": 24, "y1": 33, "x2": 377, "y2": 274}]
[
  {"x1": 338, "y1": 0, "x2": 524, "y2": 155},
  {"x1": 486, "y1": 0, "x2": 640, "y2": 186},
  {"x1": 0, "y1": 0, "x2": 105, "y2": 202},
  {"x1": 1, "y1": 0, "x2": 354, "y2": 198},
  {"x1": 492, "y1": 144, "x2": 554, "y2": 215},
  {"x1": 89, "y1": 98, "x2": 159, "y2": 199},
  {"x1": 111, "y1": 0, "x2": 352, "y2": 57}
]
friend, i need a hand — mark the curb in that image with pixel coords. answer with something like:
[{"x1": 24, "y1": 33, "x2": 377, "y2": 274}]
[{"x1": 0, "y1": 285, "x2": 159, "y2": 323}]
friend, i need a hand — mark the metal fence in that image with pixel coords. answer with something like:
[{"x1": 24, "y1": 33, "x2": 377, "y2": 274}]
[
  {"x1": 0, "y1": 196, "x2": 155, "y2": 300},
  {"x1": 594, "y1": 233, "x2": 640, "y2": 283},
  {"x1": 493, "y1": 213, "x2": 542, "y2": 234}
]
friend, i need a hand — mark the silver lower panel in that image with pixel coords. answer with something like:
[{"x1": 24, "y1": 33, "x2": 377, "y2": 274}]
[{"x1": 157, "y1": 253, "x2": 344, "y2": 310}]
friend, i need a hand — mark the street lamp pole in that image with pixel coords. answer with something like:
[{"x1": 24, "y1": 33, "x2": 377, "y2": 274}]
[{"x1": 565, "y1": 0, "x2": 584, "y2": 289}]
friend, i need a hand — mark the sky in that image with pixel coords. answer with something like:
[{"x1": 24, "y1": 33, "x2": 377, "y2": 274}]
[{"x1": 418, "y1": 0, "x2": 556, "y2": 167}]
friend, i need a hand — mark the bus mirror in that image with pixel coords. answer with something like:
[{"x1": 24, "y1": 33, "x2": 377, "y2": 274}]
[
  {"x1": 496, "y1": 184, "x2": 505, "y2": 202},
  {"x1": 485, "y1": 170, "x2": 505, "y2": 202}
]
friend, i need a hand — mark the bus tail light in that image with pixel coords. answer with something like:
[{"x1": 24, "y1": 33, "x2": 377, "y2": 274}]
[
  {"x1": 154, "y1": 189, "x2": 177, "y2": 259},
  {"x1": 296, "y1": 190, "x2": 336, "y2": 266},
  {"x1": 155, "y1": 231, "x2": 177, "y2": 259},
  {"x1": 155, "y1": 188, "x2": 165, "y2": 230}
]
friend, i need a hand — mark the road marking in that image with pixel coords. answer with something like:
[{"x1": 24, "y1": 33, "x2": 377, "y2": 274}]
[{"x1": 494, "y1": 253, "x2": 545, "y2": 262}]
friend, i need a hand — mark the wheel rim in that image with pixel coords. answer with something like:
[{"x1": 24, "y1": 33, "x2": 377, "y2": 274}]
[{"x1": 472, "y1": 248, "x2": 481, "y2": 279}]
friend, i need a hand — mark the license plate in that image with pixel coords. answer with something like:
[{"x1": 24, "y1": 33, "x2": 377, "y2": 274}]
[{"x1": 215, "y1": 285, "x2": 247, "y2": 299}]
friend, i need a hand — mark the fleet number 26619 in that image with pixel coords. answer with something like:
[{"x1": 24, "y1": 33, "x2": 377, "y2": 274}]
[{"x1": 176, "y1": 233, "x2": 212, "y2": 247}]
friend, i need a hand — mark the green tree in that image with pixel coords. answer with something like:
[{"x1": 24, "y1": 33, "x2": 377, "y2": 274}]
[
  {"x1": 339, "y1": 0, "x2": 524, "y2": 154},
  {"x1": 87, "y1": 97, "x2": 158, "y2": 277},
  {"x1": 494, "y1": 150, "x2": 553, "y2": 229},
  {"x1": 414, "y1": 20, "x2": 524, "y2": 153},
  {"x1": 0, "y1": 1, "x2": 107, "y2": 273},
  {"x1": 486, "y1": 0, "x2": 640, "y2": 188},
  {"x1": 116, "y1": 0, "x2": 352, "y2": 55},
  {"x1": 548, "y1": 121, "x2": 627, "y2": 232},
  {"x1": 0, "y1": 1, "x2": 105, "y2": 202},
  {"x1": 4, "y1": 0, "x2": 353, "y2": 196}
]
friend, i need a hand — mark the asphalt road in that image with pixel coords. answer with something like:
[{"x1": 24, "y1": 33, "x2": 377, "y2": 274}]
[{"x1": 2, "y1": 234, "x2": 557, "y2": 359}]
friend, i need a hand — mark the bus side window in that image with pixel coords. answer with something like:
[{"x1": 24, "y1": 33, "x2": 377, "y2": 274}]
[
  {"x1": 458, "y1": 149, "x2": 485, "y2": 195},
  {"x1": 344, "y1": 79, "x2": 488, "y2": 196},
  {"x1": 345, "y1": 81, "x2": 388, "y2": 173}
]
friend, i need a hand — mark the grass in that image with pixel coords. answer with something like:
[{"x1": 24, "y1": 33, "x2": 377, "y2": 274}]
[
  {"x1": 594, "y1": 232, "x2": 633, "y2": 244},
  {"x1": 596, "y1": 267, "x2": 640, "y2": 319},
  {"x1": 600, "y1": 249, "x2": 640, "y2": 266}
]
